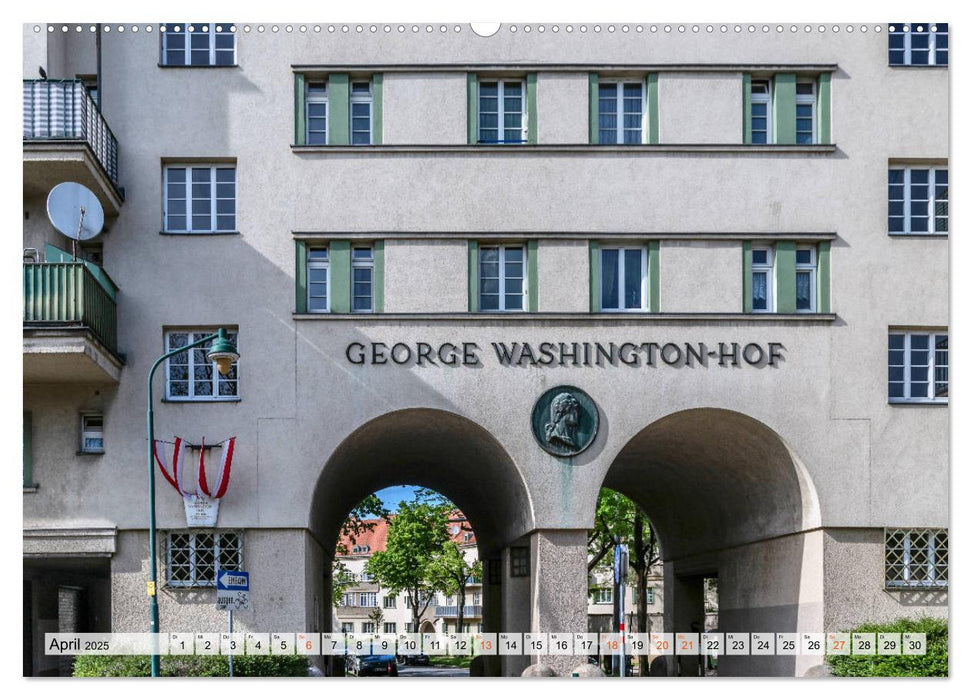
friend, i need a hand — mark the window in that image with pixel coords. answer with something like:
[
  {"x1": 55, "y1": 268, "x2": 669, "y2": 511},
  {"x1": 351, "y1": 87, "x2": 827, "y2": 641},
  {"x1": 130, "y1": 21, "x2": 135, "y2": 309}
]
[
  {"x1": 165, "y1": 330, "x2": 239, "y2": 400},
  {"x1": 405, "y1": 622, "x2": 415, "y2": 633},
  {"x1": 352, "y1": 247, "x2": 374, "y2": 312},
  {"x1": 305, "y1": 82, "x2": 327, "y2": 145},
  {"x1": 795, "y1": 81, "x2": 816, "y2": 145},
  {"x1": 479, "y1": 245, "x2": 526, "y2": 311},
  {"x1": 478, "y1": 80, "x2": 526, "y2": 144},
  {"x1": 342, "y1": 622, "x2": 355, "y2": 633},
  {"x1": 383, "y1": 596, "x2": 396, "y2": 609},
  {"x1": 510, "y1": 546, "x2": 529, "y2": 578},
  {"x1": 307, "y1": 248, "x2": 329, "y2": 311},
  {"x1": 472, "y1": 592, "x2": 481, "y2": 605},
  {"x1": 23, "y1": 412, "x2": 33, "y2": 489},
  {"x1": 889, "y1": 24, "x2": 948, "y2": 66},
  {"x1": 600, "y1": 246, "x2": 648, "y2": 311},
  {"x1": 885, "y1": 529, "x2": 947, "y2": 589},
  {"x1": 591, "y1": 588, "x2": 613, "y2": 605},
  {"x1": 598, "y1": 80, "x2": 645, "y2": 144},
  {"x1": 80, "y1": 414, "x2": 104, "y2": 453},
  {"x1": 350, "y1": 81, "x2": 373, "y2": 145},
  {"x1": 360, "y1": 592, "x2": 378, "y2": 607},
  {"x1": 340, "y1": 593, "x2": 355, "y2": 607},
  {"x1": 646, "y1": 587, "x2": 655, "y2": 605},
  {"x1": 888, "y1": 331, "x2": 948, "y2": 403},
  {"x1": 384, "y1": 623, "x2": 397, "y2": 634},
  {"x1": 166, "y1": 531, "x2": 241, "y2": 587},
  {"x1": 163, "y1": 165, "x2": 236, "y2": 233},
  {"x1": 463, "y1": 532, "x2": 473, "y2": 543},
  {"x1": 750, "y1": 246, "x2": 774, "y2": 312},
  {"x1": 361, "y1": 622, "x2": 375, "y2": 633},
  {"x1": 750, "y1": 80, "x2": 771, "y2": 144},
  {"x1": 889, "y1": 167, "x2": 948, "y2": 235},
  {"x1": 795, "y1": 246, "x2": 817, "y2": 312},
  {"x1": 161, "y1": 23, "x2": 235, "y2": 66}
]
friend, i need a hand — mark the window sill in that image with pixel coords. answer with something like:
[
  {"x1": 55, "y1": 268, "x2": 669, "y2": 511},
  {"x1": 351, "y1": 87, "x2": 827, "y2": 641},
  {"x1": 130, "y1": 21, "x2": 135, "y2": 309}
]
[
  {"x1": 23, "y1": 486, "x2": 38, "y2": 493},
  {"x1": 292, "y1": 143, "x2": 837, "y2": 155},
  {"x1": 161, "y1": 397, "x2": 242, "y2": 403},
  {"x1": 76, "y1": 450, "x2": 105, "y2": 456},
  {"x1": 160, "y1": 231, "x2": 241, "y2": 236},
  {"x1": 888, "y1": 233, "x2": 948, "y2": 238},
  {"x1": 157, "y1": 64, "x2": 239, "y2": 69},
  {"x1": 888, "y1": 64, "x2": 948, "y2": 69},
  {"x1": 888, "y1": 399, "x2": 948, "y2": 406},
  {"x1": 294, "y1": 312, "x2": 838, "y2": 323}
]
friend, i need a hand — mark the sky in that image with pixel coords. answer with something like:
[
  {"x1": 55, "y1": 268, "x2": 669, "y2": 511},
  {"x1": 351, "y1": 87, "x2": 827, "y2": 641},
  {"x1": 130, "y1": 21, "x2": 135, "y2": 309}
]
[{"x1": 367, "y1": 484, "x2": 422, "y2": 514}]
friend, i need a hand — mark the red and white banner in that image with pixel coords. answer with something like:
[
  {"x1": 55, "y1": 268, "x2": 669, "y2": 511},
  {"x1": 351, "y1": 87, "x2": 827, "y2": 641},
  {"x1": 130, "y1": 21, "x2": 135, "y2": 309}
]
[{"x1": 153, "y1": 436, "x2": 236, "y2": 526}]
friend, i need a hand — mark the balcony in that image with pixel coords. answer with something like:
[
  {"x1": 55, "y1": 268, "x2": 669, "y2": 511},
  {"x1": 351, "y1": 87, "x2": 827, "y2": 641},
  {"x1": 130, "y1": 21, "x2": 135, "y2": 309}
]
[
  {"x1": 23, "y1": 262, "x2": 123, "y2": 384},
  {"x1": 23, "y1": 80, "x2": 123, "y2": 214},
  {"x1": 435, "y1": 605, "x2": 483, "y2": 618}
]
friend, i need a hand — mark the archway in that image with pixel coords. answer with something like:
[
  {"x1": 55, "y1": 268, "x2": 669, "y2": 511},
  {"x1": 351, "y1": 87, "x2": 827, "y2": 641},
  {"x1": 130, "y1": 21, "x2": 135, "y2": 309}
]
[
  {"x1": 600, "y1": 408, "x2": 823, "y2": 677},
  {"x1": 307, "y1": 408, "x2": 534, "y2": 676}
]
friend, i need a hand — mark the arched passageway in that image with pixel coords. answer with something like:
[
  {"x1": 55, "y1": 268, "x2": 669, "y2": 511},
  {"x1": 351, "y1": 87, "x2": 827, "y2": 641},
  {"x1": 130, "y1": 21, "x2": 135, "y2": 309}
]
[{"x1": 601, "y1": 408, "x2": 823, "y2": 677}]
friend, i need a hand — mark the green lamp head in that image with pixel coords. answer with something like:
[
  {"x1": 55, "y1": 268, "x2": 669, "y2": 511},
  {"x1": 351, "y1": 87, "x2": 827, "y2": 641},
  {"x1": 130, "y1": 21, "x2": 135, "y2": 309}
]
[{"x1": 207, "y1": 328, "x2": 239, "y2": 375}]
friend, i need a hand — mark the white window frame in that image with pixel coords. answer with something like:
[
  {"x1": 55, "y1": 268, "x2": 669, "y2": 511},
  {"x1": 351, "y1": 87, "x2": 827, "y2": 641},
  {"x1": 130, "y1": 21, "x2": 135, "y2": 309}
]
[
  {"x1": 352, "y1": 246, "x2": 374, "y2": 313},
  {"x1": 350, "y1": 81, "x2": 373, "y2": 145},
  {"x1": 80, "y1": 413, "x2": 104, "y2": 454},
  {"x1": 164, "y1": 329, "x2": 240, "y2": 401},
  {"x1": 361, "y1": 622, "x2": 376, "y2": 633},
  {"x1": 597, "y1": 78, "x2": 647, "y2": 145},
  {"x1": 750, "y1": 79, "x2": 773, "y2": 144},
  {"x1": 307, "y1": 248, "x2": 330, "y2": 313},
  {"x1": 591, "y1": 588, "x2": 614, "y2": 605},
  {"x1": 888, "y1": 330, "x2": 948, "y2": 404},
  {"x1": 163, "y1": 164, "x2": 236, "y2": 233},
  {"x1": 750, "y1": 245, "x2": 775, "y2": 313},
  {"x1": 342, "y1": 622, "x2": 355, "y2": 633},
  {"x1": 384, "y1": 622, "x2": 397, "y2": 634},
  {"x1": 479, "y1": 244, "x2": 527, "y2": 312},
  {"x1": 161, "y1": 23, "x2": 236, "y2": 67},
  {"x1": 888, "y1": 167, "x2": 948, "y2": 235},
  {"x1": 889, "y1": 23, "x2": 948, "y2": 66},
  {"x1": 382, "y1": 595, "x2": 396, "y2": 609},
  {"x1": 477, "y1": 79, "x2": 527, "y2": 144},
  {"x1": 599, "y1": 245, "x2": 649, "y2": 312},
  {"x1": 360, "y1": 592, "x2": 378, "y2": 607},
  {"x1": 795, "y1": 245, "x2": 817, "y2": 313},
  {"x1": 305, "y1": 81, "x2": 328, "y2": 145},
  {"x1": 165, "y1": 530, "x2": 242, "y2": 588},
  {"x1": 794, "y1": 79, "x2": 817, "y2": 145},
  {"x1": 885, "y1": 528, "x2": 948, "y2": 589}
]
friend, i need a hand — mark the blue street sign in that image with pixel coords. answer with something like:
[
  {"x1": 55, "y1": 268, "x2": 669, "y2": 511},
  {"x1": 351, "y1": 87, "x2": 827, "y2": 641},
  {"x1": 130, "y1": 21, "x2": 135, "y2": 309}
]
[{"x1": 217, "y1": 570, "x2": 249, "y2": 591}]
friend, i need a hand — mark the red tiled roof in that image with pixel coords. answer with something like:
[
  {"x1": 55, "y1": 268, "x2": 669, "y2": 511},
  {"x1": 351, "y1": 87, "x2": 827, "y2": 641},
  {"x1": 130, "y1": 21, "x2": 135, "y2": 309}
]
[{"x1": 337, "y1": 511, "x2": 475, "y2": 557}]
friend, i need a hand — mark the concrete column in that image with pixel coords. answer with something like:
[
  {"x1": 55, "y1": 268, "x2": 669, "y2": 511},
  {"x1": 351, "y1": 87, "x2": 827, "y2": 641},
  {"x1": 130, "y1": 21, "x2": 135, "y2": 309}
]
[
  {"x1": 529, "y1": 529, "x2": 588, "y2": 677},
  {"x1": 663, "y1": 566, "x2": 706, "y2": 676}
]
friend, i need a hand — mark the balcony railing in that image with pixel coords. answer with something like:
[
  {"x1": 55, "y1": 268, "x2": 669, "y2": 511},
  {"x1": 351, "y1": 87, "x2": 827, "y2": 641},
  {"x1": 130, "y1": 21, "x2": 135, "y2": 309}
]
[
  {"x1": 435, "y1": 605, "x2": 483, "y2": 618},
  {"x1": 24, "y1": 262, "x2": 118, "y2": 353},
  {"x1": 23, "y1": 79, "x2": 120, "y2": 187}
]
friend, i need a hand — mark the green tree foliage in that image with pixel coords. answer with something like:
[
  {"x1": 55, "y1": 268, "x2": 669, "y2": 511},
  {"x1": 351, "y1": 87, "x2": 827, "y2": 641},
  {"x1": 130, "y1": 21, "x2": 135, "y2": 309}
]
[
  {"x1": 365, "y1": 498, "x2": 451, "y2": 631},
  {"x1": 73, "y1": 654, "x2": 308, "y2": 677},
  {"x1": 429, "y1": 539, "x2": 483, "y2": 631},
  {"x1": 333, "y1": 493, "x2": 388, "y2": 603},
  {"x1": 826, "y1": 617, "x2": 948, "y2": 677}
]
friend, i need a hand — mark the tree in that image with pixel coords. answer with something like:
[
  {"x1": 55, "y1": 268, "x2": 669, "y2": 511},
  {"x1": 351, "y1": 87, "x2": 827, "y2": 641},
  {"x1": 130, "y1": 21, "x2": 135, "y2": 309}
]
[
  {"x1": 365, "y1": 499, "x2": 451, "y2": 633},
  {"x1": 587, "y1": 488, "x2": 660, "y2": 676},
  {"x1": 428, "y1": 541, "x2": 482, "y2": 633},
  {"x1": 367, "y1": 606, "x2": 384, "y2": 633},
  {"x1": 333, "y1": 494, "x2": 388, "y2": 605}
]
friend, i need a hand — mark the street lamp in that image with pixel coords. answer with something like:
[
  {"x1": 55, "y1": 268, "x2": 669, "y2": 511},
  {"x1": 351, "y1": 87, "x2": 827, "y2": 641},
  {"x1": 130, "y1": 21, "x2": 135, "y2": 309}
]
[{"x1": 146, "y1": 328, "x2": 239, "y2": 677}]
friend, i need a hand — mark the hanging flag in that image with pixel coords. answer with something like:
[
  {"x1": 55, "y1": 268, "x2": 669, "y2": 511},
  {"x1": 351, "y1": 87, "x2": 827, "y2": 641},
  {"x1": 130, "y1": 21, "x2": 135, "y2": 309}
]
[{"x1": 153, "y1": 436, "x2": 237, "y2": 527}]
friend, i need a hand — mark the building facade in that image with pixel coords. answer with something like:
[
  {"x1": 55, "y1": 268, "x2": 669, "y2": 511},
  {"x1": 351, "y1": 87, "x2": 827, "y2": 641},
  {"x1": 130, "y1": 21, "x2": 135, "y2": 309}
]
[{"x1": 23, "y1": 22, "x2": 948, "y2": 677}]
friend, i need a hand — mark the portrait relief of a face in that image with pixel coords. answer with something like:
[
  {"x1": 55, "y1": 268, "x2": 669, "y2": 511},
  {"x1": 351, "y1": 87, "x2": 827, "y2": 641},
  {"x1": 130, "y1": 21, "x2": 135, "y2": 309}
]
[{"x1": 545, "y1": 392, "x2": 581, "y2": 449}]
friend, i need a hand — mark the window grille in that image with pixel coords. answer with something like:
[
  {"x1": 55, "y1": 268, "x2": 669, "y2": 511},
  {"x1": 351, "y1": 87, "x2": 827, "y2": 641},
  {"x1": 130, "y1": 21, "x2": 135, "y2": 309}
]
[
  {"x1": 166, "y1": 531, "x2": 242, "y2": 587},
  {"x1": 885, "y1": 529, "x2": 948, "y2": 589}
]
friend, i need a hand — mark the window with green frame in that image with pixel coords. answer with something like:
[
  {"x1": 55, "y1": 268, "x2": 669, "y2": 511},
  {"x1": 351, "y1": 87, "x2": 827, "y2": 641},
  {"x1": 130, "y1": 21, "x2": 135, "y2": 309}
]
[
  {"x1": 294, "y1": 73, "x2": 383, "y2": 145},
  {"x1": 588, "y1": 73, "x2": 659, "y2": 144},
  {"x1": 588, "y1": 241, "x2": 660, "y2": 312},
  {"x1": 467, "y1": 241, "x2": 538, "y2": 312},
  {"x1": 743, "y1": 73, "x2": 831, "y2": 145},
  {"x1": 295, "y1": 240, "x2": 384, "y2": 313},
  {"x1": 742, "y1": 240, "x2": 831, "y2": 313},
  {"x1": 467, "y1": 73, "x2": 537, "y2": 145}
]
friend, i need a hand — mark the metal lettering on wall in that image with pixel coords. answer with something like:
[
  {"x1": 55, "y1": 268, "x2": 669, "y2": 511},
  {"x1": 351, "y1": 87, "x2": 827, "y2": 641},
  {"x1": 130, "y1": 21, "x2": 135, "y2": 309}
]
[{"x1": 345, "y1": 341, "x2": 785, "y2": 368}]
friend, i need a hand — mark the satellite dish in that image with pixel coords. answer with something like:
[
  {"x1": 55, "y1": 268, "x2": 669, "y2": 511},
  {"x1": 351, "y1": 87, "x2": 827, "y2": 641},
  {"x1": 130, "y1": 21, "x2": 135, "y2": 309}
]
[{"x1": 46, "y1": 182, "x2": 104, "y2": 244}]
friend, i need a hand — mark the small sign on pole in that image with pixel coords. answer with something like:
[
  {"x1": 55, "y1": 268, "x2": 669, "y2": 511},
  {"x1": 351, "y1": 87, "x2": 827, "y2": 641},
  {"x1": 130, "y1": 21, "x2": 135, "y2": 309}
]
[{"x1": 216, "y1": 570, "x2": 250, "y2": 611}]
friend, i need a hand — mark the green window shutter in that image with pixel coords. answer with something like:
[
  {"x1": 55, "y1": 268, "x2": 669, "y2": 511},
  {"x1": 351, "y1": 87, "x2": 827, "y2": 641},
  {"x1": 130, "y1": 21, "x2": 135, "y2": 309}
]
[
  {"x1": 773, "y1": 73, "x2": 796, "y2": 145},
  {"x1": 372, "y1": 73, "x2": 383, "y2": 145},
  {"x1": 467, "y1": 73, "x2": 478, "y2": 145},
  {"x1": 647, "y1": 73, "x2": 659, "y2": 144},
  {"x1": 329, "y1": 73, "x2": 350, "y2": 145},
  {"x1": 742, "y1": 241, "x2": 753, "y2": 312},
  {"x1": 817, "y1": 73, "x2": 831, "y2": 144},
  {"x1": 588, "y1": 241, "x2": 600, "y2": 312},
  {"x1": 527, "y1": 240, "x2": 538, "y2": 312},
  {"x1": 374, "y1": 240, "x2": 385, "y2": 312},
  {"x1": 817, "y1": 241, "x2": 831, "y2": 313},
  {"x1": 295, "y1": 240, "x2": 308, "y2": 313},
  {"x1": 526, "y1": 73, "x2": 538, "y2": 145},
  {"x1": 295, "y1": 73, "x2": 306, "y2": 145},
  {"x1": 742, "y1": 73, "x2": 752, "y2": 144},
  {"x1": 588, "y1": 73, "x2": 599, "y2": 144},
  {"x1": 331, "y1": 240, "x2": 351, "y2": 312},
  {"x1": 775, "y1": 241, "x2": 797, "y2": 313},
  {"x1": 467, "y1": 241, "x2": 479, "y2": 311},
  {"x1": 23, "y1": 411, "x2": 33, "y2": 488},
  {"x1": 648, "y1": 240, "x2": 660, "y2": 312}
]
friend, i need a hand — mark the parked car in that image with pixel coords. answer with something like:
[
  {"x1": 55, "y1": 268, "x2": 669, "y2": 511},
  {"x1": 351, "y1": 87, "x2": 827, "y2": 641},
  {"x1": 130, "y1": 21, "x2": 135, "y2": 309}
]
[
  {"x1": 349, "y1": 654, "x2": 399, "y2": 677},
  {"x1": 402, "y1": 653, "x2": 430, "y2": 666}
]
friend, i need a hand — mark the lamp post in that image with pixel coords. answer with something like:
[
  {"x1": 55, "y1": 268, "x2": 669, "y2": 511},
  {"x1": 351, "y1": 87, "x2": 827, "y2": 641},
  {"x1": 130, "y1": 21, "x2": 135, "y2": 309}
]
[{"x1": 146, "y1": 328, "x2": 239, "y2": 677}]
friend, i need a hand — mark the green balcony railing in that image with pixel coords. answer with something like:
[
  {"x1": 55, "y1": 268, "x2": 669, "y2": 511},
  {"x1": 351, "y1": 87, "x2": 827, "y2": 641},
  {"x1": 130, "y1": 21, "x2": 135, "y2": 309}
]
[{"x1": 23, "y1": 262, "x2": 118, "y2": 354}]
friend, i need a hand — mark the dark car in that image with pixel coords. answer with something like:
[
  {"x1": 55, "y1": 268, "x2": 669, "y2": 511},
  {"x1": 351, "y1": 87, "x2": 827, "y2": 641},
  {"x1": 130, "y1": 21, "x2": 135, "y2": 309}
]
[
  {"x1": 351, "y1": 654, "x2": 399, "y2": 677},
  {"x1": 400, "y1": 653, "x2": 430, "y2": 666}
]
